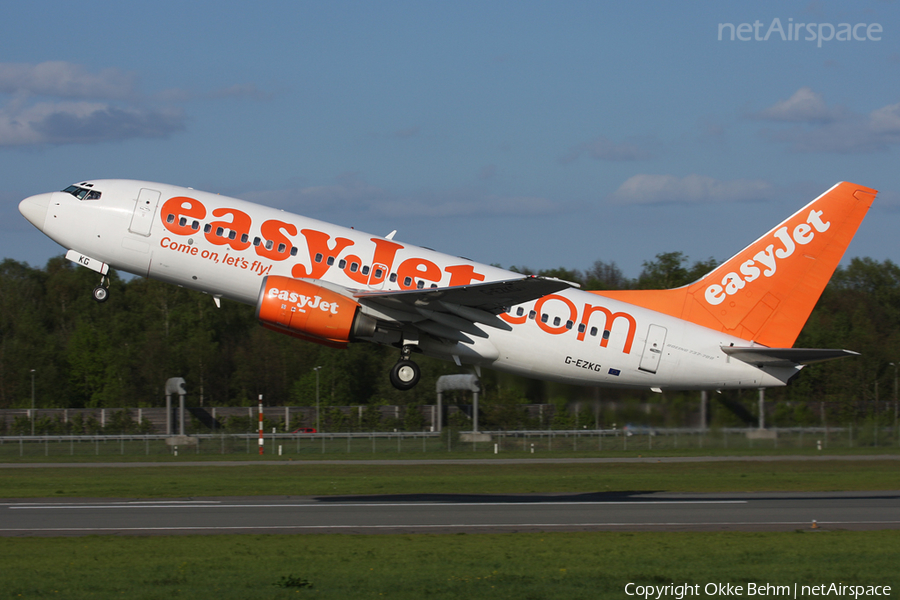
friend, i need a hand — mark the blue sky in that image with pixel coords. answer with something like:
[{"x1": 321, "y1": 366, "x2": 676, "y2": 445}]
[{"x1": 2, "y1": 0, "x2": 898, "y2": 279}]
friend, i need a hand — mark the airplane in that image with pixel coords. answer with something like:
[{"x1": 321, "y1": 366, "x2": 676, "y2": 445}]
[{"x1": 18, "y1": 179, "x2": 875, "y2": 392}]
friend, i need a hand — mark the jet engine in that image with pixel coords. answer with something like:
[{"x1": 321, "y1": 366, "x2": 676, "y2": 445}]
[{"x1": 256, "y1": 276, "x2": 376, "y2": 348}]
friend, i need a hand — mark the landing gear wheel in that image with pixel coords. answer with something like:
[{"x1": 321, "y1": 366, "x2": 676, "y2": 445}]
[
  {"x1": 92, "y1": 286, "x2": 109, "y2": 303},
  {"x1": 390, "y1": 359, "x2": 420, "y2": 391}
]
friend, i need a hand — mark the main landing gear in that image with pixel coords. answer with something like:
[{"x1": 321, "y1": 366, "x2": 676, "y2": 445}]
[
  {"x1": 92, "y1": 276, "x2": 109, "y2": 303},
  {"x1": 389, "y1": 345, "x2": 420, "y2": 390}
]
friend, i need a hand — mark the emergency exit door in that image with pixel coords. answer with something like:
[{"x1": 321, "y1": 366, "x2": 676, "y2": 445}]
[{"x1": 638, "y1": 324, "x2": 667, "y2": 374}]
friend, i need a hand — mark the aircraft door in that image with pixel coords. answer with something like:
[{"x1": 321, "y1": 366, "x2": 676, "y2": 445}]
[
  {"x1": 129, "y1": 188, "x2": 161, "y2": 237},
  {"x1": 638, "y1": 324, "x2": 667, "y2": 374}
]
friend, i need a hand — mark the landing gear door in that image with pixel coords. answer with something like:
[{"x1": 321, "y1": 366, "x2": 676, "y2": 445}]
[
  {"x1": 638, "y1": 324, "x2": 667, "y2": 374},
  {"x1": 129, "y1": 188, "x2": 161, "y2": 237}
]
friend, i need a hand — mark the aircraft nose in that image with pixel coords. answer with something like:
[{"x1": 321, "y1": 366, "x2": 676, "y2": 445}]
[{"x1": 18, "y1": 192, "x2": 51, "y2": 231}]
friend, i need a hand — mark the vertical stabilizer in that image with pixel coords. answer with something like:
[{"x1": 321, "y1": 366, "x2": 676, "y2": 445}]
[{"x1": 595, "y1": 182, "x2": 876, "y2": 347}]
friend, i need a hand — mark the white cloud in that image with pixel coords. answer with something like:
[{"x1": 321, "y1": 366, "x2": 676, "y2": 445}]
[
  {"x1": 559, "y1": 135, "x2": 655, "y2": 164},
  {"x1": 0, "y1": 61, "x2": 137, "y2": 100},
  {"x1": 608, "y1": 174, "x2": 774, "y2": 205},
  {"x1": 392, "y1": 125, "x2": 420, "y2": 139},
  {"x1": 0, "y1": 61, "x2": 270, "y2": 147},
  {"x1": 754, "y1": 88, "x2": 900, "y2": 154},
  {"x1": 242, "y1": 174, "x2": 559, "y2": 219},
  {"x1": 869, "y1": 102, "x2": 900, "y2": 135},
  {"x1": 0, "y1": 101, "x2": 184, "y2": 146},
  {"x1": 877, "y1": 189, "x2": 900, "y2": 212},
  {"x1": 157, "y1": 84, "x2": 276, "y2": 103},
  {"x1": 753, "y1": 87, "x2": 843, "y2": 123},
  {"x1": 477, "y1": 164, "x2": 497, "y2": 181}
]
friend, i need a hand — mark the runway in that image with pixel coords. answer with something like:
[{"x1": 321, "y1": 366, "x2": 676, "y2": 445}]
[{"x1": 2, "y1": 491, "x2": 898, "y2": 536}]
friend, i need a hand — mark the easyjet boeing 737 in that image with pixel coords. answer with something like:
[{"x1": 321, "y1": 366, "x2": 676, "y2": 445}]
[{"x1": 18, "y1": 180, "x2": 875, "y2": 391}]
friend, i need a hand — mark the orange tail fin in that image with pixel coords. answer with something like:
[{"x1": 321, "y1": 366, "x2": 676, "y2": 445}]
[{"x1": 595, "y1": 182, "x2": 876, "y2": 347}]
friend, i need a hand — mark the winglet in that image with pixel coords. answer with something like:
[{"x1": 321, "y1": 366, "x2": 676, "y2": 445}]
[{"x1": 595, "y1": 182, "x2": 876, "y2": 347}]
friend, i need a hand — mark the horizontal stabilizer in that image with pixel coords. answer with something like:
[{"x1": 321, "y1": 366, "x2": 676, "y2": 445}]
[{"x1": 721, "y1": 346, "x2": 859, "y2": 367}]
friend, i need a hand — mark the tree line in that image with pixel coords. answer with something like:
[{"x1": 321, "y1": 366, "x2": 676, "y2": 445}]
[{"x1": 1, "y1": 253, "x2": 898, "y2": 426}]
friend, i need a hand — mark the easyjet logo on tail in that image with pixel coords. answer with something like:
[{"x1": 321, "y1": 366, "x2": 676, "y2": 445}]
[{"x1": 704, "y1": 208, "x2": 830, "y2": 306}]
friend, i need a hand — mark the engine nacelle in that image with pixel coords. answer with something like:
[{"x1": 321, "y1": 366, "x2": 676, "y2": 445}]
[{"x1": 256, "y1": 276, "x2": 376, "y2": 348}]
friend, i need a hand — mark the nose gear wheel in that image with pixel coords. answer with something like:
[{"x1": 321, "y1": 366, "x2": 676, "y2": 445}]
[{"x1": 92, "y1": 276, "x2": 110, "y2": 303}]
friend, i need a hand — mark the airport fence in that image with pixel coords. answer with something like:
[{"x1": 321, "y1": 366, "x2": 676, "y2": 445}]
[{"x1": 0, "y1": 425, "x2": 898, "y2": 459}]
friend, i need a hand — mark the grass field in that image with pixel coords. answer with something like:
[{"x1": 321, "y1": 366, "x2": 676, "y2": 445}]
[
  {"x1": 2, "y1": 456, "x2": 897, "y2": 599},
  {"x1": 2, "y1": 531, "x2": 897, "y2": 599},
  {"x1": 1, "y1": 459, "x2": 899, "y2": 498}
]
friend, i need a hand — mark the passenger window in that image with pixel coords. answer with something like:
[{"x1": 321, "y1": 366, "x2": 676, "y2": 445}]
[
  {"x1": 350, "y1": 262, "x2": 359, "y2": 272},
  {"x1": 253, "y1": 237, "x2": 261, "y2": 246},
  {"x1": 389, "y1": 273, "x2": 397, "y2": 283},
  {"x1": 541, "y1": 314, "x2": 549, "y2": 323},
  {"x1": 228, "y1": 230, "x2": 236, "y2": 240},
  {"x1": 278, "y1": 243, "x2": 286, "y2": 253},
  {"x1": 553, "y1": 316, "x2": 561, "y2": 327},
  {"x1": 327, "y1": 256, "x2": 335, "y2": 266},
  {"x1": 578, "y1": 323, "x2": 586, "y2": 333},
  {"x1": 529, "y1": 310, "x2": 536, "y2": 320},
  {"x1": 166, "y1": 214, "x2": 175, "y2": 223},
  {"x1": 215, "y1": 227, "x2": 224, "y2": 237},
  {"x1": 265, "y1": 240, "x2": 273, "y2": 250},
  {"x1": 179, "y1": 217, "x2": 187, "y2": 227},
  {"x1": 241, "y1": 233, "x2": 249, "y2": 243},
  {"x1": 516, "y1": 307, "x2": 524, "y2": 317},
  {"x1": 603, "y1": 330, "x2": 611, "y2": 339},
  {"x1": 417, "y1": 280, "x2": 425, "y2": 289},
  {"x1": 565, "y1": 320, "x2": 573, "y2": 330},
  {"x1": 339, "y1": 259, "x2": 347, "y2": 269},
  {"x1": 290, "y1": 247, "x2": 298, "y2": 256},
  {"x1": 362, "y1": 265, "x2": 370, "y2": 276},
  {"x1": 590, "y1": 327, "x2": 598, "y2": 337},
  {"x1": 314, "y1": 253, "x2": 323, "y2": 263},
  {"x1": 374, "y1": 268, "x2": 384, "y2": 279},
  {"x1": 204, "y1": 224, "x2": 212, "y2": 233},
  {"x1": 403, "y1": 277, "x2": 412, "y2": 287},
  {"x1": 192, "y1": 221, "x2": 200, "y2": 230}
]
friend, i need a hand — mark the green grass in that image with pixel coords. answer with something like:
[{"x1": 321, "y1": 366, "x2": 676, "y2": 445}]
[
  {"x1": 2, "y1": 460, "x2": 899, "y2": 498},
  {"x1": 1, "y1": 531, "x2": 897, "y2": 599}
]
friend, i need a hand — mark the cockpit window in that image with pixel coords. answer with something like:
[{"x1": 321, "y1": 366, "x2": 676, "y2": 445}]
[{"x1": 62, "y1": 185, "x2": 101, "y2": 200}]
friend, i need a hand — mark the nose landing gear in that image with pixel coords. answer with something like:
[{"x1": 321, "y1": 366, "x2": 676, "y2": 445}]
[
  {"x1": 389, "y1": 345, "x2": 420, "y2": 390},
  {"x1": 92, "y1": 276, "x2": 110, "y2": 303}
]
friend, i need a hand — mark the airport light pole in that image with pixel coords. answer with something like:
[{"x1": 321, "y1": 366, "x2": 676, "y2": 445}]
[
  {"x1": 313, "y1": 366, "x2": 322, "y2": 432},
  {"x1": 30, "y1": 369, "x2": 35, "y2": 436},
  {"x1": 891, "y1": 362, "x2": 898, "y2": 426}
]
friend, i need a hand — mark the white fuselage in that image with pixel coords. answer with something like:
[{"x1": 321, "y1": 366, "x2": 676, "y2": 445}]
[{"x1": 21, "y1": 180, "x2": 796, "y2": 391}]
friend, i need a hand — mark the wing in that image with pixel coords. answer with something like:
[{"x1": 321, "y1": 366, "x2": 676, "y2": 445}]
[{"x1": 354, "y1": 276, "x2": 577, "y2": 344}]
